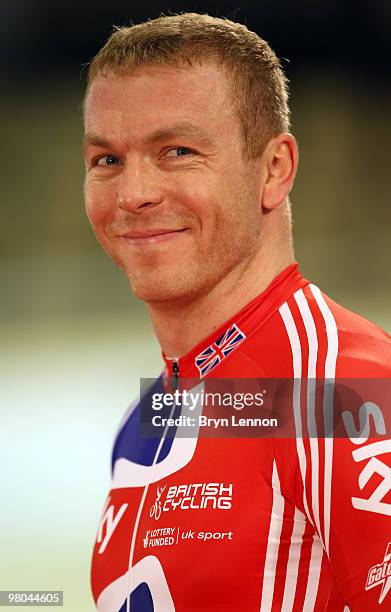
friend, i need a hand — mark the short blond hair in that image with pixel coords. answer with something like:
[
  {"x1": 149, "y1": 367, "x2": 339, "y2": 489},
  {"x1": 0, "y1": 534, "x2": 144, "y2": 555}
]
[{"x1": 86, "y1": 13, "x2": 290, "y2": 159}]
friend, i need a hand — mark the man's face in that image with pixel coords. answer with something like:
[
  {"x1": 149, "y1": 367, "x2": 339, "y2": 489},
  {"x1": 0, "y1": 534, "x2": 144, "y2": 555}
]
[{"x1": 83, "y1": 62, "x2": 264, "y2": 304}]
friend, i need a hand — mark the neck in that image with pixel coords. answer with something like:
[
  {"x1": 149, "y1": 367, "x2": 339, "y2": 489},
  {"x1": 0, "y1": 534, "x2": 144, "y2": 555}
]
[{"x1": 146, "y1": 206, "x2": 294, "y2": 358}]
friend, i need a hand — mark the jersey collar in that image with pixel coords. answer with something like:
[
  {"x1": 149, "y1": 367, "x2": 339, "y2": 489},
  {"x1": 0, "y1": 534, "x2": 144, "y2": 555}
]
[{"x1": 163, "y1": 262, "x2": 308, "y2": 380}]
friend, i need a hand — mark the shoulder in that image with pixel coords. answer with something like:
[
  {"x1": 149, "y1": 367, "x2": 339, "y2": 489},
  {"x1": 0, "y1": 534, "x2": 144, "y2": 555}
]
[
  {"x1": 237, "y1": 280, "x2": 391, "y2": 377},
  {"x1": 303, "y1": 283, "x2": 391, "y2": 377}
]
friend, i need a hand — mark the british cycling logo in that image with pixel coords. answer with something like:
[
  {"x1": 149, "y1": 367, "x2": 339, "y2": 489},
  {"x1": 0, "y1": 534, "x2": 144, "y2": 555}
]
[
  {"x1": 365, "y1": 542, "x2": 391, "y2": 604},
  {"x1": 149, "y1": 482, "x2": 233, "y2": 521},
  {"x1": 149, "y1": 485, "x2": 166, "y2": 521}
]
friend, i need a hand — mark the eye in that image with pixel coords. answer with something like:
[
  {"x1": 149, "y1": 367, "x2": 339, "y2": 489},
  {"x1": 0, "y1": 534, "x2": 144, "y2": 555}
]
[
  {"x1": 94, "y1": 154, "x2": 121, "y2": 167},
  {"x1": 164, "y1": 147, "x2": 194, "y2": 158}
]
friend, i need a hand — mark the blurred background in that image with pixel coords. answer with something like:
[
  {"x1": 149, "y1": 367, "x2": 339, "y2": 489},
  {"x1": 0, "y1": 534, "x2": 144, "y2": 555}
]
[{"x1": 1, "y1": 1, "x2": 390, "y2": 610}]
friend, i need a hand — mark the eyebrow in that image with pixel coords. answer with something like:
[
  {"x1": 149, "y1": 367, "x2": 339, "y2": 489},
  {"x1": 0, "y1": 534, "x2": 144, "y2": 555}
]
[
  {"x1": 145, "y1": 122, "x2": 213, "y2": 146},
  {"x1": 83, "y1": 132, "x2": 111, "y2": 151},
  {"x1": 83, "y1": 121, "x2": 214, "y2": 151}
]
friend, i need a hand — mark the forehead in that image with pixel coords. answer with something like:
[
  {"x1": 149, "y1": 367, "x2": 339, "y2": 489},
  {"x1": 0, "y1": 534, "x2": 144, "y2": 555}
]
[{"x1": 84, "y1": 63, "x2": 238, "y2": 141}]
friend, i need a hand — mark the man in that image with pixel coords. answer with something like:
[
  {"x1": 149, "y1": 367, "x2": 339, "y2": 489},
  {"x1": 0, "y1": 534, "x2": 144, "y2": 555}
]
[{"x1": 83, "y1": 13, "x2": 391, "y2": 611}]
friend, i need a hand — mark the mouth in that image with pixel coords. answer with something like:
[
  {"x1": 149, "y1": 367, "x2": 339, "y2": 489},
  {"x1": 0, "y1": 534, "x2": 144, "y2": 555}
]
[{"x1": 117, "y1": 228, "x2": 189, "y2": 245}]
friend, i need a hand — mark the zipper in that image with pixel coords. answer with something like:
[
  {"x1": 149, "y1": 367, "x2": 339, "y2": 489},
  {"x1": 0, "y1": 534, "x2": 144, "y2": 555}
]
[{"x1": 171, "y1": 360, "x2": 180, "y2": 391}]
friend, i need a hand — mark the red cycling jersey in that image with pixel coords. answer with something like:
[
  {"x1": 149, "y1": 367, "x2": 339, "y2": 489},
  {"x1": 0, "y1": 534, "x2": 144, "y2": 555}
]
[{"x1": 91, "y1": 263, "x2": 391, "y2": 611}]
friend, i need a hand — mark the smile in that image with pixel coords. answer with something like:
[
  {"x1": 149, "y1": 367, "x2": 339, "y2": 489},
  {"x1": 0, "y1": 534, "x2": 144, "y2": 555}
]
[{"x1": 118, "y1": 228, "x2": 188, "y2": 245}]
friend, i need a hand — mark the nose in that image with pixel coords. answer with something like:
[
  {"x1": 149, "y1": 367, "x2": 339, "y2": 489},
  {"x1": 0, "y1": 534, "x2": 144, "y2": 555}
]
[{"x1": 117, "y1": 159, "x2": 164, "y2": 213}]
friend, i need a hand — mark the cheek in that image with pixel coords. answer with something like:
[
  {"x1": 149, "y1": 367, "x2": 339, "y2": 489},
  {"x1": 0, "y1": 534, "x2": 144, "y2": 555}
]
[
  {"x1": 84, "y1": 178, "x2": 116, "y2": 229},
  {"x1": 181, "y1": 177, "x2": 224, "y2": 225}
]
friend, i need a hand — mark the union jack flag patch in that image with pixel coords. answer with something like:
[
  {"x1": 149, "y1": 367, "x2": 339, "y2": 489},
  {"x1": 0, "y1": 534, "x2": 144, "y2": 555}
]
[{"x1": 195, "y1": 323, "x2": 246, "y2": 377}]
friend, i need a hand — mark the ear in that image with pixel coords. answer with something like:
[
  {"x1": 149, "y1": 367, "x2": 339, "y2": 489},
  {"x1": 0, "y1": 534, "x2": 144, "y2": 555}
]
[{"x1": 261, "y1": 133, "x2": 298, "y2": 210}]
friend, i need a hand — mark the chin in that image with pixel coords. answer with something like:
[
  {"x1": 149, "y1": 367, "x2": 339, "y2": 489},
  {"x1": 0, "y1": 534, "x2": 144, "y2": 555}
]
[
  {"x1": 131, "y1": 282, "x2": 186, "y2": 304},
  {"x1": 128, "y1": 272, "x2": 204, "y2": 305}
]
